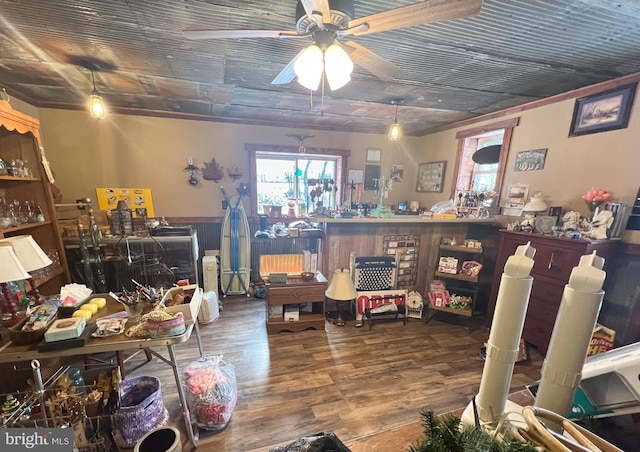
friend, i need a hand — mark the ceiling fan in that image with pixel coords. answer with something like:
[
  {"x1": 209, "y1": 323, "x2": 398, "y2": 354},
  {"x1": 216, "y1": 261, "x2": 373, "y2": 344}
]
[{"x1": 183, "y1": 0, "x2": 483, "y2": 90}]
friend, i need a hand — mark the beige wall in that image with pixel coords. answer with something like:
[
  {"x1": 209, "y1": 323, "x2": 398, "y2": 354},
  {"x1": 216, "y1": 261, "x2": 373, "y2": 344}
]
[
  {"x1": 36, "y1": 109, "x2": 424, "y2": 217},
  {"x1": 7, "y1": 74, "x2": 639, "y2": 242}
]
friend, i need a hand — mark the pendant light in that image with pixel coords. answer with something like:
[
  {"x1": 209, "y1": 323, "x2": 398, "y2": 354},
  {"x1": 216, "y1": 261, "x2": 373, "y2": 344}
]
[
  {"x1": 388, "y1": 102, "x2": 402, "y2": 141},
  {"x1": 88, "y1": 68, "x2": 106, "y2": 119}
]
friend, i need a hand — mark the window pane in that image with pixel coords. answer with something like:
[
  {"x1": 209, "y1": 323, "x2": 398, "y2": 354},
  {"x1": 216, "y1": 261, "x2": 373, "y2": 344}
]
[
  {"x1": 256, "y1": 154, "x2": 337, "y2": 216},
  {"x1": 256, "y1": 158, "x2": 296, "y2": 214}
]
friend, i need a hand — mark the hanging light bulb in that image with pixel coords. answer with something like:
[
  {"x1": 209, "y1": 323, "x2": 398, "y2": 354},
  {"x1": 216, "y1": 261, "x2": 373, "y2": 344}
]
[
  {"x1": 388, "y1": 103, "x2": 402, "y2": 141},
  {"x1": 88, "y1": 68, "x2": 106, "y2": 119},
  {"x1": 324, "y1": 44, "x2": 353, "y2": 91},
  {"x1": 294, "y1": 45, "x2": 323, "y2": 91}
]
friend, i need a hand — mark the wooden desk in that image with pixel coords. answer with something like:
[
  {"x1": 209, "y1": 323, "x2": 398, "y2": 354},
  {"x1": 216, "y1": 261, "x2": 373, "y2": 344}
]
[{"x1": 0, "y1": 295, "x2": 203, "y2": 448}]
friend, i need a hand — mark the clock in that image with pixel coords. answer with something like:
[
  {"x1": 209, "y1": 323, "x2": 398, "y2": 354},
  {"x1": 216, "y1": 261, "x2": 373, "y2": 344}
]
[{"x1": 534, "y1": 215, "x2": 558, "y2": 234}]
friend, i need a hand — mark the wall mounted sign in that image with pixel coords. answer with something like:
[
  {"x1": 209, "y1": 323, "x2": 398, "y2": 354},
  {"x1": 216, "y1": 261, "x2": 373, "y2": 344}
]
[
  {"x1": 96, "y1": 187, "x2": 155, "y2": 217},
  {"x1": 364, "y1": 165, "x2": 381, "y2": 190},
  {"x1": 347, "y1": 169, "x2": 363, "y2": 184},
  {"x1": 514, "y1": 148, "x2": 547, "y2": 171}
]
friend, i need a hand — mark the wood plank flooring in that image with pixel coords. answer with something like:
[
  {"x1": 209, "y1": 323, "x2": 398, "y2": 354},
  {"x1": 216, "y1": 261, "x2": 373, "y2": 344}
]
[{"x1": 123, "y1": 297, "x2": 544, "y2": 451}]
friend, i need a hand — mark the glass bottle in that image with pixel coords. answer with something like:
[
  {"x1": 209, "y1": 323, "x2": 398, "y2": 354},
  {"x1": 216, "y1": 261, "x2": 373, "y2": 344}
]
[
  {"x1": 36, "y1": 205, "x2": 45, "y2": 222},
  {"x1": 68, "y1": 368, "x2": 86, "y2": 395},
  {"x1": 0, "y1": 157, "x2": 8, "y2": 176}
]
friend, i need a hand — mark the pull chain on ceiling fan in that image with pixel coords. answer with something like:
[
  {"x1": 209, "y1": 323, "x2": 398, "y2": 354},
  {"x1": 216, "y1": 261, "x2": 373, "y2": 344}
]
[{"x1": 183, "y1": 0, "x2": 483, "y2": 90}]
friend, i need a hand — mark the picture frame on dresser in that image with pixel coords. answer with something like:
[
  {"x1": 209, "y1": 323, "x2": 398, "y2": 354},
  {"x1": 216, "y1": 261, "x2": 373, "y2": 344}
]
[{"x1": 569, "y1": 82, "x2": 637, "y2": 137}]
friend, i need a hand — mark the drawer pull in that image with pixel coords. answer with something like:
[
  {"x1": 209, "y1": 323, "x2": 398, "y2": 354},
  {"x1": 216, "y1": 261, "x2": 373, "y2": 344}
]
[
  {"x1": 548, "y1": 250, "x2": 561, "y2": 271},
  {"x1": 292, "y1": 291, "x2": 302, "y2": 298}
]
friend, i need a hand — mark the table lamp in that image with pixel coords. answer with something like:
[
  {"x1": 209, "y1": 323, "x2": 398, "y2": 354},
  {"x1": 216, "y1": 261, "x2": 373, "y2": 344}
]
[
  {"x1": 0, "y1": 235, "x2": 52, "y2": 306},
  {"x1": 325, "y1": 269, "x2": 357, "y2": 327},
  {"x1": 0, "y1": 245, "x2": 32, "y2": 326}
]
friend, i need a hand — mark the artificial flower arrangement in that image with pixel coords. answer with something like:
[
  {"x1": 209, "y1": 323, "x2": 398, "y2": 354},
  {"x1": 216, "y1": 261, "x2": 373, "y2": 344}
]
[{"x1": 582, "y1": 188, "x2": 614, "y2": 216}]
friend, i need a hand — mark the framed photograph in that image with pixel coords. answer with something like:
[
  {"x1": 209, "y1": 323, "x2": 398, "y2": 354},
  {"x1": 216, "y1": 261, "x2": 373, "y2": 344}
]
[
  {"x1": 507, "y1": 183, "x2": 529, "y2": 201},
  {"x1": 347, "y1": 169, "x2": 363, "y2": 184},
  {"x1": 366, "y1": 148, "x2": 382, "y2": 163},
  {"x1": 363, "y1": 164, "x2": 380, "y2": 190},
  {"x1": 390, "y1": 164, "x2": 404, "y2": 182},
  {"x1": 416, "y1": 161, "x2": 446, "y2": 193},
  {"x1": 514, "y1": 148, "x2": 547, "y2": 171},
  {"x1": 569, "y1": 83, "x2": 637, "y2": 137}
]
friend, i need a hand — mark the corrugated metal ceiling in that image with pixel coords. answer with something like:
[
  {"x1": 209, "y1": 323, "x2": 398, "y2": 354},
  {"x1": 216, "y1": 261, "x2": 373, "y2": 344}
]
[{"x1": 0, "y1": 0, "x2": 639, "y2": 135}]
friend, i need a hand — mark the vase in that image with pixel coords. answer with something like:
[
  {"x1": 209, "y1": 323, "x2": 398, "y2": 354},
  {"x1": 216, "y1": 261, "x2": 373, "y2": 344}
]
[{"x1": 586, "y1": 202, "x2": 602, "y2": 221}]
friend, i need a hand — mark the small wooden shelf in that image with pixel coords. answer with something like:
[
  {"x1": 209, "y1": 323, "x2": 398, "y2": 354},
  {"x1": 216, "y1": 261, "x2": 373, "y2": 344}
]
[
  {"x1": 428, "y1": 304, "x2": 473, "y2": 317},
  {"x1": 2, "y1": 220, "x2": 52, "y2": 234},
  {"x1": 435, "y1": 271, "x2": 478, "y2": 283},
  {"x1": 0, "y1": 175, "x2": 41, "y2": 182},
  {"x1": 34, "y1": 267, "x2": 65, "y2": 286},
  {"x1": 439, "y1": 244, "x2": 483, "y2": 254}
]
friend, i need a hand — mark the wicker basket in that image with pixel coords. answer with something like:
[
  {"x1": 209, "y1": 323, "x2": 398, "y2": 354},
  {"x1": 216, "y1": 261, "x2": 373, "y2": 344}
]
[
  {"x1": 113, "y1": 376, "x2": 168, "y2": 448},
  {"x1": 8, "y1": 315, "x2": 55, "y2": 345}
]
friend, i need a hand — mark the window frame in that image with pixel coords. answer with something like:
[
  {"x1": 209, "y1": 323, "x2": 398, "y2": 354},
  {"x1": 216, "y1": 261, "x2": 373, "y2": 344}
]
[
  {"x1": 451, "y1": 118, "x2": 520, "y2": 208},
  {"x1": 246, "y1": 143, "x2": 350, "y2": 217}
]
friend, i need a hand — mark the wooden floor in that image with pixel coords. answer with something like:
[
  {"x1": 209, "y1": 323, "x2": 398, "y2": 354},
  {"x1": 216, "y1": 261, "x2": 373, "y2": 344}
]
[{"x1": 121, "y1": 296, "x2": 545, "y2": 451}]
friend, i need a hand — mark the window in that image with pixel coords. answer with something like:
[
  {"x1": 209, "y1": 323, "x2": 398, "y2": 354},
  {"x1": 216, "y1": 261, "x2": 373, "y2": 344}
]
[
  {"x1": 451, "y1": 118, "x2": 520, "y2": 208},
  {"x1": 247, "y1": 144, "x2": 349, "y2": 217}
]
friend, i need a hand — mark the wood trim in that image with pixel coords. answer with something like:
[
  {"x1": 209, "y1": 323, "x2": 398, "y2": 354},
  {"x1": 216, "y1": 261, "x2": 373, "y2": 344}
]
[
  {"x1": 245, "y1": 143, "x2": 351, "y2": 156},
  {"x1": 448, "y1": 139, "x2": 466, "y2": 198},
  {"x1": 455, "y1": 118, "x2": 520, "y2": 139},
  {"x1": 432, "y1": 71, "x2": 640, "y2": 135}
]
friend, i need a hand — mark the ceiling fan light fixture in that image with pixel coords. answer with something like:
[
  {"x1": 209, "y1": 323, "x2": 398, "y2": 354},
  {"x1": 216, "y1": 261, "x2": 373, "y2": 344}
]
[
  {"x1": 324, "y1": 44, "x2": 353, "y2": 91},
  {"x1": 88, "y1": 68, "x2": 106, "y2": 119},
  {"x1": 388, "y1": 104, "x2": 402, "y2": 141},
  {"x1": 294, "y1": 44, "x2": 323, "y2": 90}
]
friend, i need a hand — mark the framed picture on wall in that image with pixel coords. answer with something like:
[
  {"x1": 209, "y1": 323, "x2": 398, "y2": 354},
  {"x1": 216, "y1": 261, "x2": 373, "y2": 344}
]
[
  {"x1": 366, "y1": 148, "x2": 382, "y2": 163},
  {"x1": 416, "y1": 161, "x2": 446, "y2": 193},
  {"x1": 569, "y1": 83, "x2": 637, "y2": 136}
]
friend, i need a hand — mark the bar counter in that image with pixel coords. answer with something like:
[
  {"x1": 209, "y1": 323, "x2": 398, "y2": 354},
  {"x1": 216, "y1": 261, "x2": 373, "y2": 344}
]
[{"x1": 319, "y1": 216, "x2": 498, "y2": 295}]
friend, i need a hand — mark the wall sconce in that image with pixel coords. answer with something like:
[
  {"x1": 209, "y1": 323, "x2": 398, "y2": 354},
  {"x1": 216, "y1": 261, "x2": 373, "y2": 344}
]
[
  {"x1": 228, "y1": 165, "x2": 243, "y2": 181},
  {"x1": 88, "y1": 67, "x2": 106, "y2": 119},
  {"x1": 184, "y1": 157, "x2": 199, "y2": 186},
  {"x1": 388, "y1": 101, "x2": 402, "y2": 141}
]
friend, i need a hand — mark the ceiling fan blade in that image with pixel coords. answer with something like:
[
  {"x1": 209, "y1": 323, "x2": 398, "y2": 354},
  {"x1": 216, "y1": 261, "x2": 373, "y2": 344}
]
[
  {"x1": 345, "y1": 0, "x2": 482, "y2": 37},
  {"x1": 342, "y1": 41, "x2": 401, "y2": 81},
  {"x1": 271, "y1": 48, "x2": 306, "y2": 85},
  {"x1": 183, "y1": 29, "x2": 302, "y2": 40},
  {"x1": 300, "y1": 0, "x2": 332, "y2": 29}
]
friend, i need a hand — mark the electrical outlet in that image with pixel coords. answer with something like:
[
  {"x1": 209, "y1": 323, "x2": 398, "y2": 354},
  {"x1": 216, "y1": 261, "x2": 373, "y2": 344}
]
[{"x1": 135, "y1": 208, "x2": 147, "y2": 216}]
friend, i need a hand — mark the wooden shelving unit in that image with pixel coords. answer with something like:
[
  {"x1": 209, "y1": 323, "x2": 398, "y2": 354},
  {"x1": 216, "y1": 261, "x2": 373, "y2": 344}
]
[{"x1": 0, "y1": 101, "x2": 69, "y2": 296}]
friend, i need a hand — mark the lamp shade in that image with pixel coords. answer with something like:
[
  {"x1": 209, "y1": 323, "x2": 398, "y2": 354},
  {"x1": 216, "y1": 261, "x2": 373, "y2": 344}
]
[
  {"x1": 325, "y1": 269, "x2": 357, "y2": 301},
  {"x1": 324, "y1": 44, "x2": 353, "y2": 91},
  {"x1": 0, "y1": 235, "x2": 52, "y2": 272},
  {"x1": 523, "y1": 192, "x2": 548, "y2": 213},
  {"x1": 0, "y1": 246, "x2": 31, "y2": 283},
  {"x1": 294, "y1": 45, "x2": 323, "y2": 91},
  {"x1": 472, "y1": 144, "x2": 502, "y2": 164}
]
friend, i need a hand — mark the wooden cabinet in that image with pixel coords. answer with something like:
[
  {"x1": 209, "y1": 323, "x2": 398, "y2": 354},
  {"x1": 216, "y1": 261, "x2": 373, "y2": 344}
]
[
  {"x1": 430, "y1": 243, "x2": 488, "y2": 320},
  {"x1": 487, "y1": 230, "x2": 618, "y2": 354},
  {"x1": 0, "y1": 102, "x2": 69, "y2": 295},
  {"x1": 265, "y1": 273, "x2": 327, "y2": 334}
]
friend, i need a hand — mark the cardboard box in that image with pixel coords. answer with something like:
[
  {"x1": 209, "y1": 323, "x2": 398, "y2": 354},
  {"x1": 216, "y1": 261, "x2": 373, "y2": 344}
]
[
  {"x1": 45, "y1": 317, "x2": 86, "y2": 343},
  {"x1": 588, "y1": 324, "x2": 616, "y2": 356},
  {"x1": 284, "y1": 305, "x2": 299, "y2": 322},
  {"x1": 160, "y1": 284, "x2": 202, "y2": 325}
]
